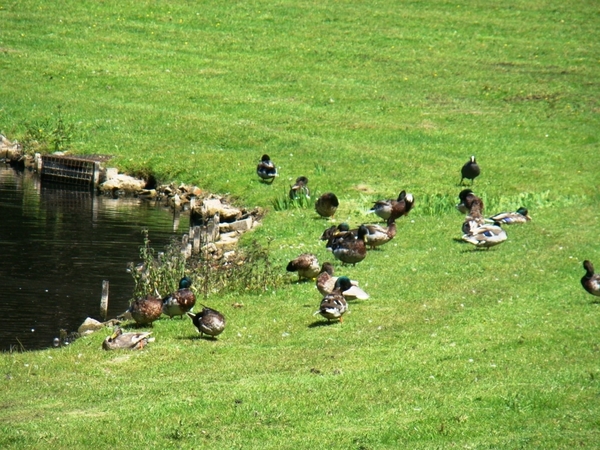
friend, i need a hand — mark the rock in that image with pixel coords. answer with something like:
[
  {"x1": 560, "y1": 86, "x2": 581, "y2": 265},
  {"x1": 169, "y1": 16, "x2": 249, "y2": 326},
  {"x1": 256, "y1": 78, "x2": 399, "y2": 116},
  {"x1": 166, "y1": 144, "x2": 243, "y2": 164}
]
[
  {"x1": 220, "y1": 217, "x2": 253, "y2": 233},
  {"x1": 78, "y1": 317, "x2": 104, "y2": 336},
  {"x1": 99, "y1": 174, "x2": 146, "y2": 194}
]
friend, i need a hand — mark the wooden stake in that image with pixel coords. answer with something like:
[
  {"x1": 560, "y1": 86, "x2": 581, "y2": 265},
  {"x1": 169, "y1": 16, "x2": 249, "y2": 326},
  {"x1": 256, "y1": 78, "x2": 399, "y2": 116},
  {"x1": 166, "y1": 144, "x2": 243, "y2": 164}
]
[{"x1": 100, "y1": 280, "x2": 109, "y2": 320}]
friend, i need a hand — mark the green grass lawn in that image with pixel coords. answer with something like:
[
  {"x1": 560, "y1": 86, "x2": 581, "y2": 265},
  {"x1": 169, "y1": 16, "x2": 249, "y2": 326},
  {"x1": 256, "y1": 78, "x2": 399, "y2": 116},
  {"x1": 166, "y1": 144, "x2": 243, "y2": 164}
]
[{"x1": 1, "y1": 0, "x2": 599, "y2": 448}]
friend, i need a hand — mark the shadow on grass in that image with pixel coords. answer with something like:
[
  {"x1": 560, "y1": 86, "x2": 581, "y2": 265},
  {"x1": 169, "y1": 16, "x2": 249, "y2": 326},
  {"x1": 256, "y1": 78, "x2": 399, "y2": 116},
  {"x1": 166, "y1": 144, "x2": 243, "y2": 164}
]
[{"x1": 308, "y1": 320, "x2": 341, "y2": 328}]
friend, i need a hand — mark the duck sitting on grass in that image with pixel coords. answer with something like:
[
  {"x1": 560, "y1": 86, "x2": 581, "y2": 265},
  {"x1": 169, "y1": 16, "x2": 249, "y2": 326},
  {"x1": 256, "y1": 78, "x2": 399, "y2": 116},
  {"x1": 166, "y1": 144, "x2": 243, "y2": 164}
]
[
  {"x1": 289, "y1": 176, "x2": 310, "y2": 200},
  {"x1": 581, "y1": 260, "x2": 600, "y2": 297},
  {"x1": 287, "y1": 253, "x2": 320, "y2": 281},
  {"x1": 316, "y1": 262, "x2": 369, "y2": 300},
  {"x1": 461, "y1": 222, "x2": 507, "y2": 249},
  {"x1": 162, "y1": 276, "x2": 196, "y2": 319},
  {"x1": 102, "y1": 327, "x2": 153, "y2": 350},
  {"x1": 313, "y1": 276, "x2": 351, "y2": 323},
  {"x1": 487, "y1": 207, "x2": 531, "y2": 225},
  {"x1": 188, "y1": 306, "x2": 226, "y2": 338},
  {"x1": 315, "y1": 192, "x2": 339, "y2": 218}
]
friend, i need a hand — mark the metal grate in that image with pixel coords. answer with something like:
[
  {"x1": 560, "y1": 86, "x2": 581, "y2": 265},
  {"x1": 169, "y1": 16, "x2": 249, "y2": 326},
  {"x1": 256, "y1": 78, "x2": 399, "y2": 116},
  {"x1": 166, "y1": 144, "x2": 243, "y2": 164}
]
[{"x1": 41, "y1": 155, "x2": 100, "y2": 186}]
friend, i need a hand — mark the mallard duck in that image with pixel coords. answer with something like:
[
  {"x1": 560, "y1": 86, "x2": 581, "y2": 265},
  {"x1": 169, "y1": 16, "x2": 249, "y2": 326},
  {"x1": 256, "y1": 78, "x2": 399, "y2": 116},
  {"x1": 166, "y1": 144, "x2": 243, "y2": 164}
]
[
  {"x1": 461, "y1": 215, "x2": 486, "y2": 235},
  {"x1": 461, "y1": 222, "x2": 507, "y2": 249},
  {"x1": 315, "y1": 192, "x2": 339, "y2": 218},
  {"x1": 581, "y1": 260, "x2": 600, "y2": 297},
  {"x1": 316, "y1": 262, "x2": 369, "y2": 300},
  {"x1": 187, "y1": 306, "x2": 226, "y2": 338},
  {"x1": 487, "y1": 207, "x2": 531, "y2": 225},
  {"x1": 322, "y1": 223, "x2": 356, "y2": 249},
  {"x1": 289, "y1": 176, "x2": 310, "y2": 199},
  {"x1": 313, "y1": 276, "x2": 351, "y2": 323},
  {"x1": 364, "y1": 218, "x2": 397, "y2": 250},
  {"x1": 460, "y1": 155, "x2": 480, "y2": 185},
  {"x1": 286, "y1": 253, "x2": 320, "y2": 281},
  {"x1": 102, "y1": 327, "x2": 153, "y2": 350},
  {"x1": 127, "y1": 294, "x2": 163, "y2": 326},
  {"x1": 162, "y1": 276, "x2": 196, "y2": 318},
  {"x1": 370, "y1": 190, "x2": 412, "y2": 221},
  {"x1": 257, "y1": 154, "x2": 278, "y2": 182},
  {"x1": 332, "y1": 225, "x2": 368, "y2": 266}
]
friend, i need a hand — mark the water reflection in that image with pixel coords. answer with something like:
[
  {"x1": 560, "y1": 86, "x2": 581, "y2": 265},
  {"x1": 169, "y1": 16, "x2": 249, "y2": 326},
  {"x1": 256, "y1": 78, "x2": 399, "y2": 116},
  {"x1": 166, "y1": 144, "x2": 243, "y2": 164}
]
[{"x1": 0, "y1": 166, "x2": 178, "y2": 351}]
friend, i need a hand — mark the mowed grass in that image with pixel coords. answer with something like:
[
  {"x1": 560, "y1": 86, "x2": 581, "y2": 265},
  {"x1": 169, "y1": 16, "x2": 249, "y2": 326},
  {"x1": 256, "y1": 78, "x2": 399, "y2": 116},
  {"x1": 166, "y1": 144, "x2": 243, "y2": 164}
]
[{"x1": 1, "y1": 0, "x2": 599, "y2": 449}]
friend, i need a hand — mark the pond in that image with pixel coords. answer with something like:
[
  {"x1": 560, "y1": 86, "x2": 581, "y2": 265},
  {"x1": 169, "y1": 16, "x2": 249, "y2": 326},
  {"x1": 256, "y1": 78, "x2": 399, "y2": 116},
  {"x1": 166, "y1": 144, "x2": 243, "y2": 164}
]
[{"x1": 0, "y1": 165, "x2": 179, "y2": 351}]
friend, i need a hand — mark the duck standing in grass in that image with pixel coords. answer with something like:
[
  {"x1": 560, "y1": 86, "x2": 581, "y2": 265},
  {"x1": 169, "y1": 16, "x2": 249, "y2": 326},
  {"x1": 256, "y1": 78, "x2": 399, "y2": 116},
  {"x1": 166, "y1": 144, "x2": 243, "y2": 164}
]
[
  {"x1": 462, "y1": 222, "x2": 507, "y2": 249},
  {"x1": 127, "y1": 294, "x2": 163, "y2": 326},
  {"x1": 257, "y1": 154, "x2": 278, "y2": 183},
  {"x1": 102, "y1": 327, "x2": 153, "y2": 350},
  {"x1": 289, "y1": 176, "x2": 310, "y2": 199},
  {"x1": 162, "y1": 276, "x2": 196, "y2": 319},
  {"x1": 581, "y1": 260, "x2": 600, "y2": 297},
  {"x1": 331, "y1": 225, "x2": 368, "y2": 266},
  {"x1": 315, "y1": 192, "x2": 339, "y2": 218},
  {"x1": 316, "y1": 262, "x2": 369, "y2": 300},
  {"x1": 364, "y1": 218, "x2": 397, "y2": 250},
  {"x1": 322, "y1": 223, "x2": 355, "y2": 249},
  {"x1": 457, "y1": 189, "x2": 485, "y2": 234},
  {"x1": 370, "y1": 190, "x2": 413, "y2": 221},
  {"x1": 314, "y1": 276, "x2": 351, "y2": 323},
  {"x1": 487, "y1": 207, "x2": 531, "y2": 225},
  {"x1": 287, "y1": 253, "x2": 320, "y2": 281},
  {"x1": 460, "y1": 155, "x2": 480, "y2": 185},
  {"x1": 188, "y1": 306, "x2": 226, "y2": 338}
]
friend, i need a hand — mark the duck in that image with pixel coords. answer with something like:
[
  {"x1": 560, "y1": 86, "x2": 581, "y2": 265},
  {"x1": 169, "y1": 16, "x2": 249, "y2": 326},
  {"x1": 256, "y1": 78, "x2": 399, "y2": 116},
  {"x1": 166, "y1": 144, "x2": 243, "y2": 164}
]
[
  {"x1": 315, "y1": 192, "x2": 339, "y2": 218},
  {"x1": 460, "y1": 155, "x2": 480, "y2": 185},
  {"x1": 331, "y1": 224, "x2": 368, "y2": 266},
  {"x1": 102, "y1": 327, "x2": 153, "y2": 350},
  {"x1": 289, "y1": 176, "x2": 310, "y2": 200},
  {"x1": 456, "y1": 189, "x2": 484, "y2": 216},
  {"x1": 364, "y1": 218, "x2": 397, "y2": 250},
  {"x1": 162, "y1": 276, "x2": 196, "y2": 318},
  {"x1": 313, "y1": 276, "x2": 351, "y2": 323},
  {"x1": 370, "y1": 190, "x2": 413, "y2": 221},
  {"x1": 487, "y1": 207, "x2": 531, "y2": 225},
  {"x1": 187, "y1": 306, "x2": 226, "y2": 338},
  {"x1": 316, "y1": 262, "x2": 369, "y2": 300},
  {"x1": 389, "y1": 191, "x2": 415, "y2": 221},
  {"x1": 286, "y1": 253, "x2": 320, "y2": 281},
  {"x1": 581, "y1": 260, "x2": 600, "y2": 297},
  {"x1": 127, "y1": 294, "x2": 163, "y2": 326},
  {"x1": 461, "y1": 222, "x2": 507, "y2": 249},
  {"x1": 257, "y1": 154, "x2": 278, "y2": 182},
  {"x1": 321, "y1": 223, "x2": 356, "y2": 249}
]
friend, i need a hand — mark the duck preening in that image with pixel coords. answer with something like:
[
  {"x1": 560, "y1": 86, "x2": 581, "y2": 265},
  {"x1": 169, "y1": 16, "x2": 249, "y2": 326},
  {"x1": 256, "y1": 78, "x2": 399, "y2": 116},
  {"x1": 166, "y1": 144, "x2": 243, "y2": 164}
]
[
  {"x1": 315, "y1": 192, "x2": 339, "y2": 218},
  {"x1": 581, "y1": 260, "x2": 600, "y2": 297},
  {"x1": 460, "y1": 155, "x2": 480, "y2": 185},
  {"x1": 370, "y1": 190, "x2": 414, "y2": 222},
  {"x1": 286, "y1": 253, "x2": 320, "y2": 281},
  {"x1": 162, "y1": 276, "x2": 196, "y2": 319},
  {"x1": 102, "y1": 327, "x2": 153, "y2": 350},
  {"x1": 127, "y1": 294, "x2": 163, "y2": 326},
  {"x1": 316, "y1": 262, "x2": 369, "y2": 300},
  {"x1": 313, "y1": 276, "x2": 351, "y2": 323},
  {"x1": 331, "y1": 224, "x2": 368, "y2": 266},
  {"x1": 289, "y1": 176, "x2": 310, "y2": 199},
  {"x1": 257, "y1": 154, "x2": 278, "y2": 182},
  {"x1": 187, "y1": 306, "x2": 226, "y2": 338},
  {"x1": 363, "y1": 218, "x2": 397, "y2": 250}
]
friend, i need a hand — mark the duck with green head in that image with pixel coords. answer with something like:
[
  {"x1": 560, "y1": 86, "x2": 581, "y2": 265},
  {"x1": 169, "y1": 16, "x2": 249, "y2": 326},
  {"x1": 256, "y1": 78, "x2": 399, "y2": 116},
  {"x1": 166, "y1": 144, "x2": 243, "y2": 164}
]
[
  {"x1": 487, "y1": 207, "x2": 531, "y2": 225},
  {"x1": 316, "y1": 262, "x2": 369, "y2": 300},
  {"x1": 462, "y1": 222, "x2": 507, "y2": 249},
  {"x1": 162, "y1": 276, "x2": 196, "y2": 318},
  {"x1": 313, "y1": 276, "x2": 351, "y2": 323}
]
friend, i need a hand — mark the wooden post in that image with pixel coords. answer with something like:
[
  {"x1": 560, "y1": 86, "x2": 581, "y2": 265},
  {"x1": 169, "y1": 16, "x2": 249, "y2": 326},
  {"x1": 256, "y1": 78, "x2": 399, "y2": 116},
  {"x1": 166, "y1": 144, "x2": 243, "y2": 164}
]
[{"x1": 100, "y1": 280, "x2": 109, "y2": 320}]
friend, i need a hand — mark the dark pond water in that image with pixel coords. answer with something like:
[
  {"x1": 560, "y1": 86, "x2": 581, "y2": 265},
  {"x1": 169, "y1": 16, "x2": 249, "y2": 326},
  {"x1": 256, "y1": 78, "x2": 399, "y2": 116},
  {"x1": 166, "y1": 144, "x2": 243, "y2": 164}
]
[{"x1": 0, "y1": 165, "x2": 179, "y2": 352}]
